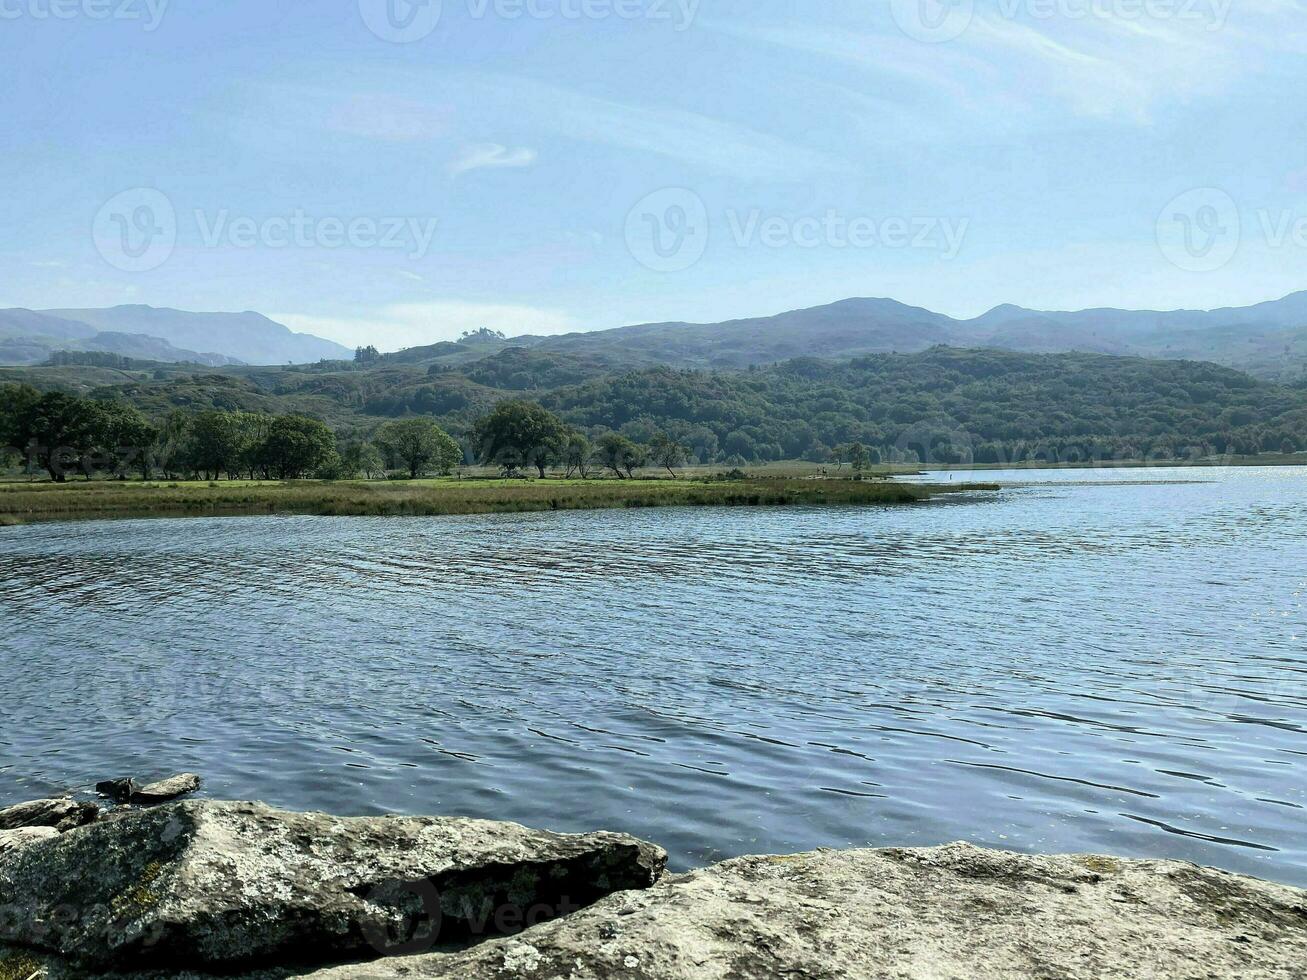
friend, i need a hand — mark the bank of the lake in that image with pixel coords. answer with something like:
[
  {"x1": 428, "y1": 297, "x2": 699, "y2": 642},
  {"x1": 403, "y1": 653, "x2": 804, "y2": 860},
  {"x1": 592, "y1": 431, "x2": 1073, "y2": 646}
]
[{"x1": 0, "y1": 476, "x2": 996, "y2": 525}]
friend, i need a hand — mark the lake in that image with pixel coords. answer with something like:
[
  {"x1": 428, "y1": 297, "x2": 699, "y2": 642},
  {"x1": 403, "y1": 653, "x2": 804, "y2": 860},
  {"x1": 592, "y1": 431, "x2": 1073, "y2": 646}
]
[{"x1": 1, "y1": 466, "x2": 1303, "y2": 885}]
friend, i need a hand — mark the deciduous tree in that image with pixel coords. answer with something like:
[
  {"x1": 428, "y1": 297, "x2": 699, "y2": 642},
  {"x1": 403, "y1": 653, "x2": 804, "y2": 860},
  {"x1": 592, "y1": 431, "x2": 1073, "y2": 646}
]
[
  {"x1": 375, "y1": 418, "x2": 461, "y2": 478},
  {"x1": 473, "y1": 400, "x2": 567, "y2": 478},
  {"x1": 97, "y1": 401, "x2": 158, "y2": 480},
  {"x1": 849, "y1": 442, "x2": 870, "y2": 475},
  {"x1": 648, "y1": 432, "x2": 688, "y2": 477},
  {"x1": 13, "y1": 392, "x2": 103, "y2": 482},
  {"x1": 255, "y1": 415, "x2": 336, "y2": 480},
  {"x1": 564, "y1": 432, "x2": 591, "y2": 479},
  {"x1": 594, "y1": 433, "x2": 645, "y2": 479},
  {"x1": 187, "y1": 411, "x2": 246, "y2": 480}
]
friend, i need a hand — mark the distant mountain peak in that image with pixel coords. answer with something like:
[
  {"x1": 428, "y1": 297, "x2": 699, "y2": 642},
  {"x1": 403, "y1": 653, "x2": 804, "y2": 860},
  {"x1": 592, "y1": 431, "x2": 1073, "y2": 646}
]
[
  {"x1": 818, "y1": 297, "x2": 947, "y2": 317},
  {"x1": 979, "y1": 303, "x2": 1033, "y2": 318},
  {"x1": 21, "y1": 306, "x2": 351, "y2": 366},
  {"x1": 511, "y1": 287, "x2": 1307, "y2": 381}
]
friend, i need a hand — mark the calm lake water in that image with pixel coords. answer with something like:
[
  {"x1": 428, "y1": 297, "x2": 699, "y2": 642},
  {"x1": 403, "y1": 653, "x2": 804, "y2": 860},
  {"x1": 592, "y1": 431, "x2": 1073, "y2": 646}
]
[{"x1": 1, "y1": 466, "x2": 1304, "y2": 885}]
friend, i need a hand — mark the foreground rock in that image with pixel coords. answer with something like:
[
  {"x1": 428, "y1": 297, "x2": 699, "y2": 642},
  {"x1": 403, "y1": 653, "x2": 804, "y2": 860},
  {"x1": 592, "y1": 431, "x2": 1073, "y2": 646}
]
[
  {"x1": 94, "y1": 773, "x2": 202, "y2": 805},
  {"x1": 131, "y1": 773, "x2": 202, "y2": 804},
  {"x1": 0, "y1": 798, "x2": 97, "y2": 833},
  {"x1": 0, "y1": 827, "x2": 59, "y2": 854},
  {"x1": 2, "y1": 814, "x2": 1304, "y2": 980},
  {"x1": 301, "y1": 842, "x2": 1307, "y2": 980},
  {"x1": 0, "y1": 800, "x2": 666, "y2": 974}
]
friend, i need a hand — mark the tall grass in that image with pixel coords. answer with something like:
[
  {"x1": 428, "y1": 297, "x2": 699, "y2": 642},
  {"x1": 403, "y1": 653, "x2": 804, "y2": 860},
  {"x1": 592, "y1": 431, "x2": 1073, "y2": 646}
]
[{"x1": 0, "y1": 477, "x2": 996, "y2": 525}]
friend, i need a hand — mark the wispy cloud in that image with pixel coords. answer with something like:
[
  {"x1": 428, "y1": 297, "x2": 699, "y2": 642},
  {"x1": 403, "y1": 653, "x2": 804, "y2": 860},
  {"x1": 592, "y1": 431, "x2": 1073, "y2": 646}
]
[
  {"x1": 454, "y1": 73, "x2": 857, "y2": 178},
  {"x1": 255, "y1": 72, "x2": 850, "y2": 178},
  {"x1": 274, "y1": 301, "x2": 579, "y2": 350},
  {"x1": 448, "y1": 143, "x2": 538, "y2": 177},
  {"x1": 717, "y1": 2, "x2": 1307, "y2": 126}
]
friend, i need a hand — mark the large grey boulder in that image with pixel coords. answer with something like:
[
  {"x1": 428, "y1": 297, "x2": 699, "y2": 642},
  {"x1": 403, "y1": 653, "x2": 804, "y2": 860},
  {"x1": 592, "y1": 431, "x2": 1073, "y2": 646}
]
[
  {"x1": 0, "y1": 827, "x2": 59, "y2": 854},
  {"x1": 0, "y1": 798, "x2": 97, "y2": 833},
  {"x1": 95, "y1": 774, "x2": 203, "y2": 806},
  {"x1": 302, "y1": 842, "x2": 1307, "y2": 980},
  {"x1": 0, "y1": 800, "x2": 666, "y2": 974},
  {"x1": 131, "y1": 773, "x2": 201, "y2": 805}
]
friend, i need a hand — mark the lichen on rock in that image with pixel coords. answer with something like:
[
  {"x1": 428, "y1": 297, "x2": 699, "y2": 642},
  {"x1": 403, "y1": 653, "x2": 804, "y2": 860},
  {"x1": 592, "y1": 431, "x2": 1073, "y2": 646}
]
[
  {"x1": 0, "y1": 801, "x2": 666, "y2": 975},
  {"x1": 0, "y1": 800, "x2": 97, "y2": 834},
  {"x1": 300, "y1": 842, "x2": 1307, "y2": 980},
  {"x1": 3, "y1": 805, "x2": 1305, "y2": 980}
]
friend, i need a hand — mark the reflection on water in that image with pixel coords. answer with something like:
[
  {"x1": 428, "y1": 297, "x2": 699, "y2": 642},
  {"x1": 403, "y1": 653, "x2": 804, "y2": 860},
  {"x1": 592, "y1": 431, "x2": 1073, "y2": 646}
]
[{"x1": 0, "y1": 467, "x2": 1304, "y2": 884}]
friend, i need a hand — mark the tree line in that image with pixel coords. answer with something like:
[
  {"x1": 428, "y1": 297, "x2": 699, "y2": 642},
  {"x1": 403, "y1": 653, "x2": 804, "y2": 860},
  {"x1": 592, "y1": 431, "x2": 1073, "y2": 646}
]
[
  {"x1": 208, "y1": 345, "x2": 1304, "y2": 466},
  {"x1": 8, "y1": 344, "x2": 1304, "y2": 479},
  {"x1": 0, "y1": 385, "x2": 691, "y2": 483},
  {"x1": 535, "y1": 349, "x2": 1307, "y2": 465}
]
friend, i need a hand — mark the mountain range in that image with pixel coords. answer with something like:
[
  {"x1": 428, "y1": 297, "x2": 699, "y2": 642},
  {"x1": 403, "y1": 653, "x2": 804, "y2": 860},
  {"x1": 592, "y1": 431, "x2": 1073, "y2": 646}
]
[
  {"x1": 3, "y1": 291, "x2": 1306, "y2": 381},
  {"x1": 511, "y1": 291, "x2": 1307, "y2": 381},
  {"x1": 0, "y1": 306, "x2": 351, "y2": 367}
]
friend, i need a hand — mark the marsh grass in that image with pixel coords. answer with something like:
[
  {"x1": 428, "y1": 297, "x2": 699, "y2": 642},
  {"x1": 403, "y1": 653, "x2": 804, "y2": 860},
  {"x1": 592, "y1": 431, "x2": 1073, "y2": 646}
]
[{"x1": 0, "y1": 477, "x2": 996, "y2": 525}]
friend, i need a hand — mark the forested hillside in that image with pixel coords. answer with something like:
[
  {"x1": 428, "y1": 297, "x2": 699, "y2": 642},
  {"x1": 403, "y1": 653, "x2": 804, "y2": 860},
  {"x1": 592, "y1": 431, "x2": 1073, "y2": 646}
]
[
  {"x1": 4, "y1": 345, "x2": 1304, "y2": 466},
  {"x1": 538, "y1": 349, "x2": 1307, "y2": 463}
]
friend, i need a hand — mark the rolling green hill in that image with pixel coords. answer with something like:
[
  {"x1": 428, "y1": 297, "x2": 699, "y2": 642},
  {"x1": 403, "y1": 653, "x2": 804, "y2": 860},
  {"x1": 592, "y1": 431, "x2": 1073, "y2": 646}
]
[{"x1": 5, "y1": 345, "x2": 1304, "y2": 466}]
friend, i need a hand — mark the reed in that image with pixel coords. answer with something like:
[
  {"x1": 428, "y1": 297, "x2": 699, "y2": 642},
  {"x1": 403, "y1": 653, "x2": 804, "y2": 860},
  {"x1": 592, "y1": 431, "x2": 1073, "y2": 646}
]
[{"x1": 0, "y1": 477, "x2": 998, "y2": 525}]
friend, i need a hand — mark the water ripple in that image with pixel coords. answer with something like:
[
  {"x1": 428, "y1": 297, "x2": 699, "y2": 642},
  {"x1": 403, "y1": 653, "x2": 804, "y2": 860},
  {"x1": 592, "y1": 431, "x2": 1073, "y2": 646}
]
[{"x1": 0, "y1": 467, "x2": 1303, "y2": 884}]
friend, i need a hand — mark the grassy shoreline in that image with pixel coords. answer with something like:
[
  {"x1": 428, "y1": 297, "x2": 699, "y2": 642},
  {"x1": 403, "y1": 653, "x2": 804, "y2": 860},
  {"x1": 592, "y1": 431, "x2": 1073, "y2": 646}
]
[{"x1": 0, "y1": 477, "x2": 998, "y2": 526}]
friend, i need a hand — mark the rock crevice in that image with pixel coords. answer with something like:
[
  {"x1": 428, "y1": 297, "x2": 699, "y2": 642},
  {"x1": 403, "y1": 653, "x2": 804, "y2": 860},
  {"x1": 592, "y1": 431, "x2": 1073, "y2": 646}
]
[
  {"x1": 0, "y1": 801, "x2": 666, "y2": 974},
  {"x1": 1, "y1": 798, "x2": 1304, "y2": 980}
]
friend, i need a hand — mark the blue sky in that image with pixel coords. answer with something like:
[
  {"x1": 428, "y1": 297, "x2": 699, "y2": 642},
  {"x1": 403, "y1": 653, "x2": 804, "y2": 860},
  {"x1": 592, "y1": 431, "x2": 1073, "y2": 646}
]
[{"x1": 2, "y1": 0, "x2": 1306, "y2": 349}]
